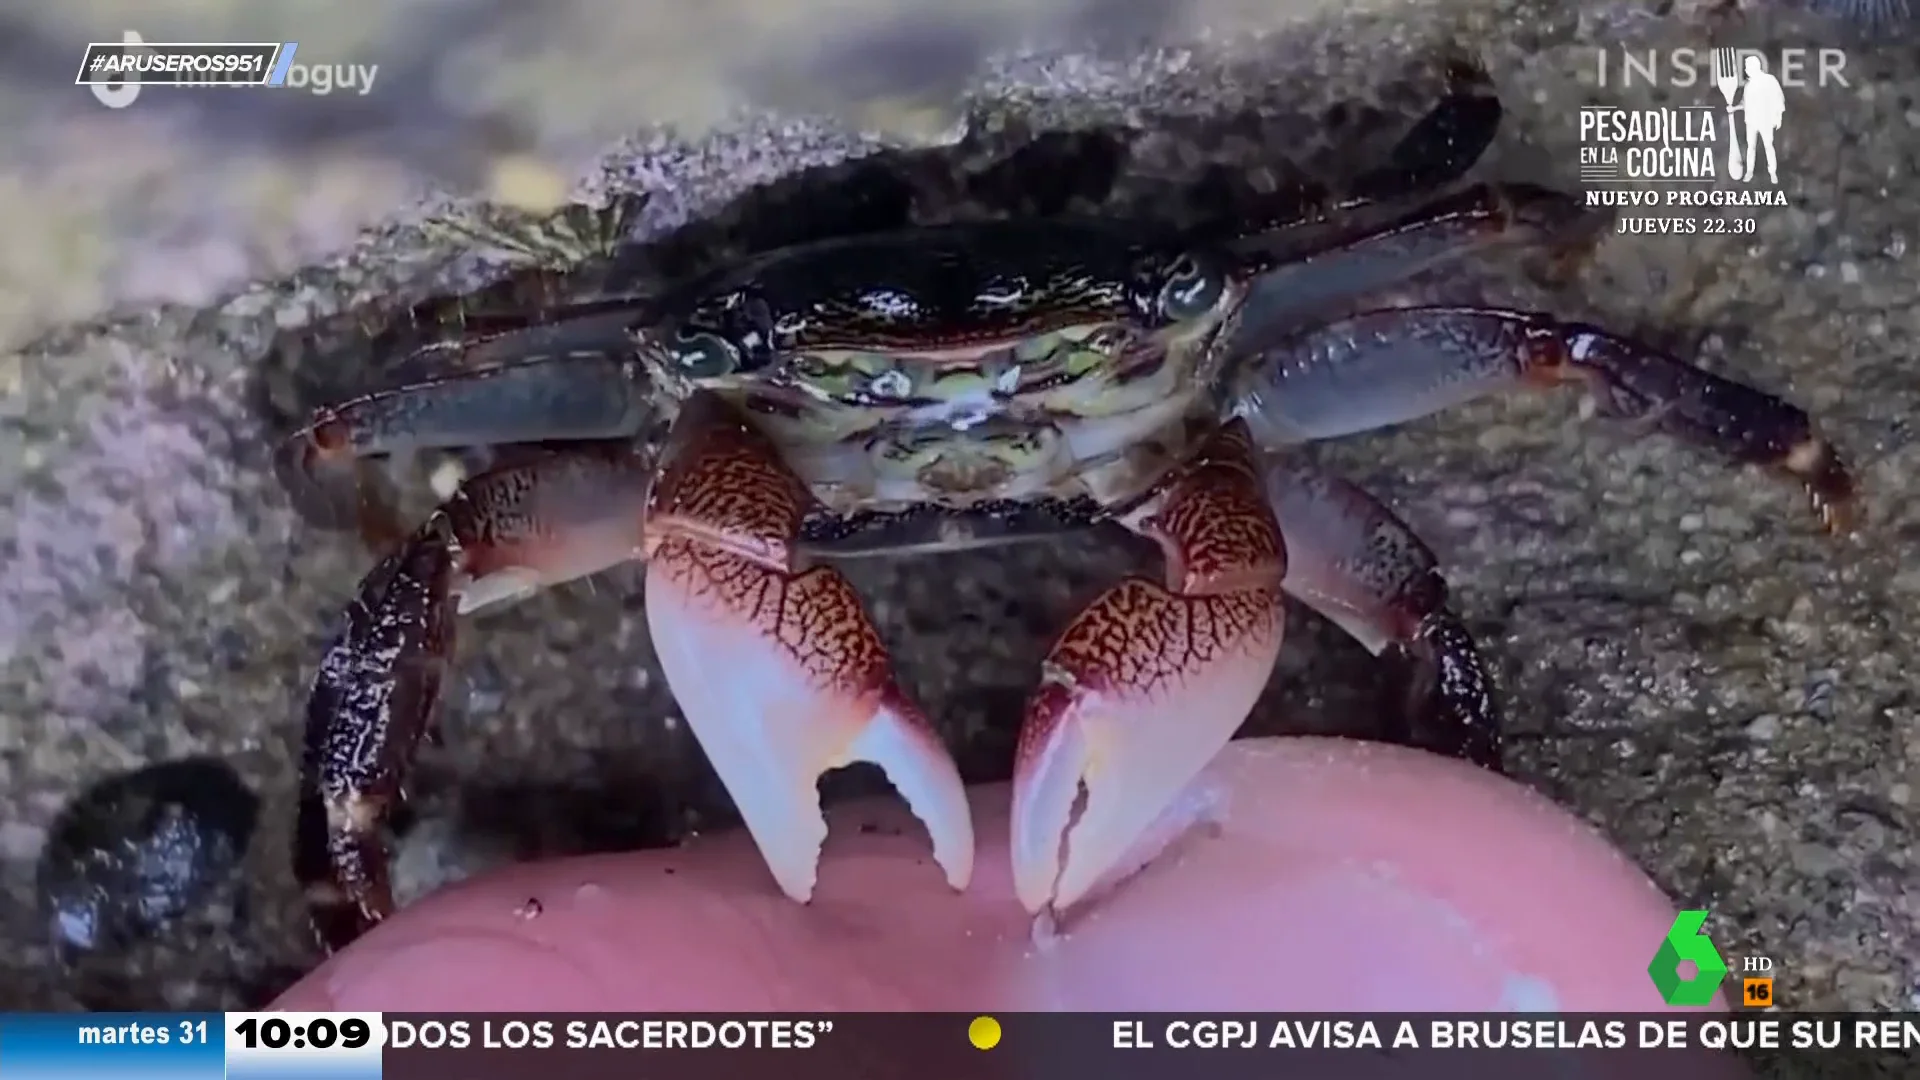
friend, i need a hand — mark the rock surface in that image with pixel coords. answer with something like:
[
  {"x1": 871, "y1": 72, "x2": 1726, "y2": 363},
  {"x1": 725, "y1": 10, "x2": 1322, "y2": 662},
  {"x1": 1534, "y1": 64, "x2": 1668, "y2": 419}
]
[{"x1": 1, "y1": 0, "x2": 1913, "y2": 1010}]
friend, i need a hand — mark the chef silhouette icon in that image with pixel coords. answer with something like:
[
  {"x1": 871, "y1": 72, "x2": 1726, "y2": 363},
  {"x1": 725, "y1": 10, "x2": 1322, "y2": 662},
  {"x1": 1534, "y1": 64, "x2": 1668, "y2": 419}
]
[{"x1": 1728, "y1": 54, "x2": 1783, "y2": 184}]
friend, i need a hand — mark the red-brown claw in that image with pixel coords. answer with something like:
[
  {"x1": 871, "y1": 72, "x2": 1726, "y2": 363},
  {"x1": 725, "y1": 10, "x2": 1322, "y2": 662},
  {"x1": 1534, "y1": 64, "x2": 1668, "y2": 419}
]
[
  {"x1": 644, "y1": 397, "x2": 973, "y2": 903},
  {"x1": 1011, "y1": 422, "x2": 1287, "y2": 915}
]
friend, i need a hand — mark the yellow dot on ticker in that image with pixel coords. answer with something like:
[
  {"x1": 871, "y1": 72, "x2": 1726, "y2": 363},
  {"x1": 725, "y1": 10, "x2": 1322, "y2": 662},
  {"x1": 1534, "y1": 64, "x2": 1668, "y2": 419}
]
[{"x1": 968, "y1": 1016, "x2": 1002, "y2": 1050}]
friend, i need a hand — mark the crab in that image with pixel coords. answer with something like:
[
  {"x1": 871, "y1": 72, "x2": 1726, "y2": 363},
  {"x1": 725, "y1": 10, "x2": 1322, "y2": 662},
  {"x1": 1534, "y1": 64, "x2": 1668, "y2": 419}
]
[{"x1": 276, "y1": 84, "x2": 1855, "y2": 956}]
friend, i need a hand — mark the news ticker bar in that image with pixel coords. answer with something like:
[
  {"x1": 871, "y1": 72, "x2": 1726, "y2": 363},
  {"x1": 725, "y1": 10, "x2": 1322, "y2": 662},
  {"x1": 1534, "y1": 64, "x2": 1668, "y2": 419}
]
[
  {"x1": 0, "y1": 1013, "x2": 1915, "y2": 1080},
  {"x1": 74, "y1": 42, "x2": 299, "y2": 87}
]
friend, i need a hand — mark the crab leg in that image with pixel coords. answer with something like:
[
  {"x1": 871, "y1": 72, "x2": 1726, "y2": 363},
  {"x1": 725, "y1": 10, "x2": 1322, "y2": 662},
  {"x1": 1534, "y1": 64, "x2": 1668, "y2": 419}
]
[
  {"x1": 642, "y1": 394, "x2": 973, "y2": 905},
  {"x1": 1227, "y1": 307, "x2": 1857, "y2": 533},
  {"x1": 1012, "y1": 421, "x2": 1287, "y2": 915},
  {"x1": 275, "y1": 305, "x2": 651, "y2": 543},
  {"x1": 1227, "y1": 183, "x2": 1594, "y2": 343},
  {"x1": 295, "y1": 444, "x2": 655, "y2": 952},
  {"x1": 1264, "y1": 454, "x2": 1500, "y2": 769}
]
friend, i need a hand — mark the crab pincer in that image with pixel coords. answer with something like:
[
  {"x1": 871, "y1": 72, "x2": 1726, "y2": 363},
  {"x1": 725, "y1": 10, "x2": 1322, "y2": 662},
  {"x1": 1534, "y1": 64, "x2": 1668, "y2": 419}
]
[
  {"x1": 1011, "y1": 422, "x2": 1287, "y2": 914},
  {"x1": 641, "y1": 395, "x2": 974, "y2": 905}
]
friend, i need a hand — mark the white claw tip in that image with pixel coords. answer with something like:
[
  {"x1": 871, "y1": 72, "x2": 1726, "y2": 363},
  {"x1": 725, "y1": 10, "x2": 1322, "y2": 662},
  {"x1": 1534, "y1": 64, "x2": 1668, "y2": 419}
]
[
  {"x1": 845, "y1": 703, "x2": 976, "y2": 894},
  {"x1": 757, "y1": 816, "x2": 828, "y2": 906}
]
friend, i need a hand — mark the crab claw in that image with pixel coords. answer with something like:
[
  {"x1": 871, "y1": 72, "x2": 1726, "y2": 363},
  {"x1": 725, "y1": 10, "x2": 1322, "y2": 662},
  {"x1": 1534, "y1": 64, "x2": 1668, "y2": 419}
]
[
  {"x1": 644, "y1": 396, "x2": 973, "y2": 903},
  {"x1": 1011, "y1": 422, "x2": 1287, "y2": 915}
]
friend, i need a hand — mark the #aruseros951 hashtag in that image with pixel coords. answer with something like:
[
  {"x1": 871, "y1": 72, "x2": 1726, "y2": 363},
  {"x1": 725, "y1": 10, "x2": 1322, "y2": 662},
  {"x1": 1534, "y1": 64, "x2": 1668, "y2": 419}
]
[
  {"x1": 88, "y1": 51, "x2": 265, "y2": 76},
  {"x1": 78, "y1": 33, "x2": 380, "y2": 108},
  {"x1": 75, "y1": 41, "x2": 280, "y2": 87}
]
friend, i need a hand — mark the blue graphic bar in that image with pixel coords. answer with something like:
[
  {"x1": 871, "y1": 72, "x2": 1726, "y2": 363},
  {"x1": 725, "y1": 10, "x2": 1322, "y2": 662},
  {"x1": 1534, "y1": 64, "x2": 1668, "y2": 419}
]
[
  {"x1": 268, "y1": 43, "x2": 298, "y2": 85},
  {"x1": 0, "y1": 1013, "x2": 224, "y2": 1080}
]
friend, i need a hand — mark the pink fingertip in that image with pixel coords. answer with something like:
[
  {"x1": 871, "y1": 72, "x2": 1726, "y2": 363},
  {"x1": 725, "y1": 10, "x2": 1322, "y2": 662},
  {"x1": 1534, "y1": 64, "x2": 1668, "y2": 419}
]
[{"x1": 277, "y1": 736, "x2": 1727, "y2": 1016}]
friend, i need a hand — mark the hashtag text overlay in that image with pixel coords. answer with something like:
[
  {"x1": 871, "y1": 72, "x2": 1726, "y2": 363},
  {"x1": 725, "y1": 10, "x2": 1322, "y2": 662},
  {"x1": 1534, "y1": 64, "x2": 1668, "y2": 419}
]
[{"x1": 76, "y1": 42, "x2": 281, "y2": 86}]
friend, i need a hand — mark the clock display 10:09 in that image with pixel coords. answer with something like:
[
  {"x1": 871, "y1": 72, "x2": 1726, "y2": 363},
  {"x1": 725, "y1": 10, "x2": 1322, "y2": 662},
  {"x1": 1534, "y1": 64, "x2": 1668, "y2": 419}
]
[{"x1": 233, "y1": 1017, "x2": 371, "y2": 1049}]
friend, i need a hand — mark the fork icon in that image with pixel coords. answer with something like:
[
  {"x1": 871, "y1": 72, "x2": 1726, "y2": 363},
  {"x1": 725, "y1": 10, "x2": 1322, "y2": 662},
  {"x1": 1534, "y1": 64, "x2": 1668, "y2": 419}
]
[{"x1": 1712, "y1": 48, "x2": 1743, "y2": 179}]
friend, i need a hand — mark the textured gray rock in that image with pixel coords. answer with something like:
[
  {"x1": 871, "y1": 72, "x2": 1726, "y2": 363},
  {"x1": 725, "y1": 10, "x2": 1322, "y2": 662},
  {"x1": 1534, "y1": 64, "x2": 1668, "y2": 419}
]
[{"x1": 2, "y1": 1, "x2": 1914, "y2": 1011}]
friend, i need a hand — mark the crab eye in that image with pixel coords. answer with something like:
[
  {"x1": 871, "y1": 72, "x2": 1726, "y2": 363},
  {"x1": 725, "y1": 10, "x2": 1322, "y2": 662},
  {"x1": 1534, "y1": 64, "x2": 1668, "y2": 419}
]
[
  {"x1": 1157, "y1": 254, "x2": 1227, "y2": 321},
  {"x1": 670, "y1": 331, "x2": 740, "y2": 378}
]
